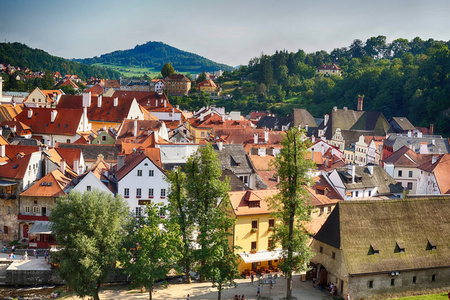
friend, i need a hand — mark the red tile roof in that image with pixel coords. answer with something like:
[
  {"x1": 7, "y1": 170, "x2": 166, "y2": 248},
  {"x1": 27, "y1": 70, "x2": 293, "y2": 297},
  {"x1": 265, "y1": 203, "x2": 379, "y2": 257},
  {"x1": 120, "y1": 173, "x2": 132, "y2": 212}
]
[
  {"x1": 197, "y1": 80, "x2": 217, "y2": 88},
  {"x1": 112, "y1": 91, "x2": 169, "y2": 110},
  {"x1": 15, "y1": 107, "x2": 82, "y2": 135},
  {"x1": 0, "y1": 153, "x2": 32, "y2": 179},
  {"x1": 317, "y1": 64, "x2": 342, "y2": 71},
  {"x1": 116, "y1": 149, "x2": 163, "y2": 181},
  {"x1": 228, "y1": 189, "x2": 279, "y2": 216},
  {"x1": 55, "y1": 148, "x2": 83, "y2": 169}
]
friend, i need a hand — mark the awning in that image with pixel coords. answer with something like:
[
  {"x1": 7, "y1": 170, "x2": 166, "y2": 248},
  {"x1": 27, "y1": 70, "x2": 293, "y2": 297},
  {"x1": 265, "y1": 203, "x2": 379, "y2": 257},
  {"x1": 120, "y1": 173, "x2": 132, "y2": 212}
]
[
  {"x1": 28, "y1": 221, "x2": 53, "y2": 234},
  {"x1": 0, "y1": 180, "x2": 18, "y2": 187},
  {"x1": 238, "y1": 249, "x2": 283, "y2": 263}
]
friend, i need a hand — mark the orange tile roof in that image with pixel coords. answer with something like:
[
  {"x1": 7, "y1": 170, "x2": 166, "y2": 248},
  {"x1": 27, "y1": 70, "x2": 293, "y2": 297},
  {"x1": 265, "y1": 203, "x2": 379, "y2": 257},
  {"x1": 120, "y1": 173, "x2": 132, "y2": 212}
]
[
  {"x1": 0, "y1": 104, "x2": 24, "y2": 122},
  {"x1": 0, "y1": 153, "x2": 32, "y2": 179},
  {"x1": 429, "y1": 154, "x2": 450, "y2": 194},
  {"x1": 228, "y1": 189, "x2": 279, "y2": 216},
  {"x1": 197, "y1": 80, "x2": 217, "y2": 88},
  {"x1": 307, "y1": 175, "x2": 343, "y2": 206},
  {"x1": 112, "y1": 90, "x2": 169, "y2": 111},
  {"x1": 20, "y1": 169, "x2": 70, "y2": 197},
  {"x1": 54, "y1": 147, "x2": 82, "y2": 169}
]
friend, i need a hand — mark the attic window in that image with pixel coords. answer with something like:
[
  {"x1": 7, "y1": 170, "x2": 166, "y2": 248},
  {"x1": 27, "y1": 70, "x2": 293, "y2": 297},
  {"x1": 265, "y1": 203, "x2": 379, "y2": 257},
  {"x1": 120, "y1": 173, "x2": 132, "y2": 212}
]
[
  {"x1": 13, "y1": 164, "x2": 19, "y2": 169},
  {"x1": 427, "y1": 240, "x2": 437, "y2": 251},
  {"x1": 395, "y1": 241, "x2": 405, "y2": 253},
  {"x1": 369, "y1": 244, "x2": 379, "y2": 255},
  {"x1": 48, "y1": 182, "x2": 53, "y2": 186},
  {"x1": 65, "y1": 124, "x2": 68, "y2": 128},
  {"x1": 248, "y1": 201, "x2": 260, "y2": 208},
  {"x1": 41, "y1": 182, "x2": 47, "y2": 186}
]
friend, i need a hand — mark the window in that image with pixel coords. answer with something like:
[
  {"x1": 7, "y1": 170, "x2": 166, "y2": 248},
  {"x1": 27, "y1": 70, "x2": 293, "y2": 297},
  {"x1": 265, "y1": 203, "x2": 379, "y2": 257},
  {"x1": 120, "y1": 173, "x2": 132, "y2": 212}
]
[
  {"x1": 268, "y1": 239, "x2": 274, "y2": 249},
  {"x1": 409, "y1": 171, "x2": 413, "y2": 177},
  {"x1": 159, "y1": 207, "x2": 166, "y2": 218},
  {"x1": 33, "y1": 206, "x2": 40, "y2": 214},
  {"x1": 427, "y1": 240, "x2": 437, "y2": 251},
  {"x1": 432, "y1": 274, "x2": 436, "y2": 282},
  {"x1": 3, "y1": 226, "x2": 8, "y2": 234},
  {"x1": 124, "y1": 188, "x2": 129, "y2": 197},
  {"x1": 137, "y1": 170, "x2": 142, "y2": 176},
  {"x1": 319, "y1": 207, "x2": 324, "y2": 215},
  {"x1": 369, "y1": 244, "x2": 379, "y2": 255},
  {"x1": 332, "y1": 252, "x2": 336, "y2": 259},
  {"x1": 149, "y1": 170, "x2": 154, "y2": 177},
  {"x1": 319, "y1": 246, "x2": 323, "y2": 253},
  {"x1": 269, "y1": 219, "x2": 275, "y2": 228},
  {"x1": 201, "y1": 132, "x2": 205, "y2": 137},
  {"x1": 249, "y1": 201, "x2": 260, "y2": 208},
  {"x1": 327, "y1": 206, "x2": 332, "y2": 213},
  {"x1": 355, "y1": 191, "x2": 359, "y2": 197},
  {"x1": 135, "y1": 207, "x2": 142, "y2": 217},
  {"x1": 251, "y1": 241, "x2": 257, "y2": 250},
  {"x1": 25, "y1": 206, "x2": 30, "y2": 213},
  {"x1": 368, "y1": 280, "x2": 373, "y2": 288},
  {"x1": 368, "y1": 190, "x2": 372, "y2": 197},
  {"x1": 148, "y1": 188, "x2": 154, "y2": 198},
  {"x1": 252, "y1": 220, "x2": 258, "y2": 229},
  {"x1": 391, "y1": 278, "x2": 395, "y2": 286},
  {"x1": 136, "y1": 188, "x2": 142, "y2": 198},
  {"x1": 412, "y1": 276, "x2": 416, "y2": 284},
  {"x1": 160, "y1": 189, "x2": 166, "y2": 198},
  {"x1": 398, "y1": 170, "x2": 403, "y2": 177},
  {"x1": 87, "y1": 186, "x2": 91, "y2": 191},
  {"x1": 407, "y1": 182, "x2": 413, "y2": 190},
  {"x1": 101, "y1": 135, "x2": 106, "y2": 141}
]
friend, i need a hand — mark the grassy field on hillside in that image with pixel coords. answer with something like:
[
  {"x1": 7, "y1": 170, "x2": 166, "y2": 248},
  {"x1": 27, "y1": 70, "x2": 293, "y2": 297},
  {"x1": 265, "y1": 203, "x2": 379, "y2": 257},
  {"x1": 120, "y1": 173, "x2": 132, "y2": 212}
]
[{"x1": 92, "y1": 63, "x2": 197, "y2": 78}]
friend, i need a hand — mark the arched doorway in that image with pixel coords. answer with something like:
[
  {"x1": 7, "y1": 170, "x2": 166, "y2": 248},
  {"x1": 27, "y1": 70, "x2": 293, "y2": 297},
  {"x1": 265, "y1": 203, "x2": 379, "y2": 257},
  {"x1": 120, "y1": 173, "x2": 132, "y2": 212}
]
[
  {"x1": 23, "y1": 224, "x2": 29, "y2": 239},
  {"x1": 319, "y1": 265, "x2": 328, "y2": 288}
]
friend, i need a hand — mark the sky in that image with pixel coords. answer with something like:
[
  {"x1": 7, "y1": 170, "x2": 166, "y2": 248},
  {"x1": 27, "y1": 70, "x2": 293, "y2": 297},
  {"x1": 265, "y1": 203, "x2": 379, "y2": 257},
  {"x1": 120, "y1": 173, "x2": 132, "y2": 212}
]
[{"x1": 1, "y1": 0, "x2": 450, "y2": 67}]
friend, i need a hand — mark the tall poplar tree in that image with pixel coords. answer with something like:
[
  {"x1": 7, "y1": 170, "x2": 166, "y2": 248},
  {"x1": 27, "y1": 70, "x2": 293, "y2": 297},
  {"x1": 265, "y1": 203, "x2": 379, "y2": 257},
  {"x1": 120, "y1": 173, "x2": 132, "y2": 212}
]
[{"x1": 270, "y1": 127, "x2": 315, "y2": 299}]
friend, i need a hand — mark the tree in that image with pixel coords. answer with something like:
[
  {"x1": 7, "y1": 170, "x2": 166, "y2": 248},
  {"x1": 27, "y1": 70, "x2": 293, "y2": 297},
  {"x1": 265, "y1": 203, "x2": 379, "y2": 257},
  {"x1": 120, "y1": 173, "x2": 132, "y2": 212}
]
[
  {"x1": 161, "y1": 63, "x2": 175, "y2": 78},
  {"x1": 42, "y1": 70, "x2": 55, "y2": 89},
  {"x1": 184, "y1": 144, "x2": 231, "y2": 281},
  {"x1": 270, "y1": 127, "x2": 315, "y2": 299},
  {"x1": 50, "y1": 190, "x2": 128, "y2": 300},
  {"x1": 166, "y1": 168, "x2": 196, "y2": 283},
  {"x1": 122, "y1": 203, "x2": 181, "y2": 300},
  {"x1": 196, "y1": 70, "x2": 207, "y2": 83}
]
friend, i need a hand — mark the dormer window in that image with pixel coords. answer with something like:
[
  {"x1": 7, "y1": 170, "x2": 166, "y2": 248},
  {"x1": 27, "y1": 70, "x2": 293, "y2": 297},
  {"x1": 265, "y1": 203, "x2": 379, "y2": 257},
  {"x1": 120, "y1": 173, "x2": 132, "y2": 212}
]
[
  {"x1": 427, "y1": 239, "x2": 437, "y2": 251},
  {"x1": 395, "y1": 240, "x2": 405, "y2": 253},
  {"x1": 248, "y1": 201, "x2": 260, "y2": 208},
  {"x1": 369, "y1": 243, "x2": 379, "y2": 255}
]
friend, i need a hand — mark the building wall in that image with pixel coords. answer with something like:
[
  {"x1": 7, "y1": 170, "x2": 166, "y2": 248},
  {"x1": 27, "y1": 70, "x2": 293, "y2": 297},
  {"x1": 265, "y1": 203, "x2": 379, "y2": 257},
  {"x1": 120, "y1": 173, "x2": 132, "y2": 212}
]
[
  {"x1": 73, "y1": 172, "x2": 113, "y2": 195},
  {"x1": 0, "y1": 197, "x2": 19, "y2": 242},
  {"x1": 40, "y1": 134, "x2": 81, "y2": 147},
  {"x1": 24, "y1": 89, "x2": 49, "y2": 108},
  {"x1": 348, "y1": 268, "x2": 450, "y2": 300},
  {"x1": 117, "y1": 157, "x2": 169, "y2": 217},
  {"x1": 416, "y1": 170, "x2": 440, "y2": 195},
  {"x1": 392, "y1": 166, "x2": 418, "y2": 194},
  {"x1": 22, "y1": 152, "x2": 43, "y2": 190}
]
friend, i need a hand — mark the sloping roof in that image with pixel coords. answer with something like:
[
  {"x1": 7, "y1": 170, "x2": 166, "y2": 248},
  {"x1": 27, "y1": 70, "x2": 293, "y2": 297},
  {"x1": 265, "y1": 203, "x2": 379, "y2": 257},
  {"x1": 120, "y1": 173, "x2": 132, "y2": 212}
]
[
  {"x1": 288, "y1": 109, "x2": 317, "y2": 128},
  {"x1": 55, "y1": 148, "x2": 83, "y2": 169},
  {"x1": 197, "y1": 80, "x2": 217, "y2": 88},
  {"x1": 20, "y1": 169, "x2": 70, "y2": 197},
  {"x1": 314, "y1": 197, "x2": 450, "y2": 275},
  {"x1": 213, "y1": 128, "x2": 283, "y2": 145},
  {"x1": 384, "y1": 133, "x2": 450, "y2": 154},
  {"x1": 350, "y1": 111, "x2": 392, "y2": 136},
  {"x1": 319, "y1": 109, "x2": 364, "y2": 140},
  {"x1": 116, "y1": 149, "x2": 163, "y2": 181},
  {"x1": 336, "y1": 165, "x2": 403, "y2": 195},
  {"x1": 112, "y1": 90, "x2": 169, "y2": 111},
  {"x1": 220, "y1": 169, "x2": 251, "y2": 191},
  {"x1": 116, "y1": 119, "x2": 162, "y2": 145},
  {"x1": 307, "y1": 175, "x2": 343, "y2": 206},
  {"x1": 56, "y1": 143, "x2": 119, "y2": 162},
  {"x1": 426, "y1": 154, "x2": 450, "y2": 194},
  {"x1": 255, "y1": 116, "x2": 287, "y2": 130},
  {"x1": 15, "y1": 107, "x2": 82, "y2": 135},
  {"x1": 383, "y1": 145, "x2": 435, "y2": 167},
  {"x1": 166, "y1": 74, "x2": 190, "y2": 81},
  {"x1": 317, "y1": 64, "x2": 342, "y2": 71},
  {"x1": 0, "y1": 153, "x2": 32, "y2": 179},
  {"x1": 228, "y1": 189, "x2": 278, "y2": 216},
  {"x1": 0, "y1": 104, "x2": 24, "y2": 123},
  {"x1": 213, "y1": 144, "x2": 254, "y2": 175},
  {"x1": 389, "y1": 117, "x2": 416, "y2": 131}
]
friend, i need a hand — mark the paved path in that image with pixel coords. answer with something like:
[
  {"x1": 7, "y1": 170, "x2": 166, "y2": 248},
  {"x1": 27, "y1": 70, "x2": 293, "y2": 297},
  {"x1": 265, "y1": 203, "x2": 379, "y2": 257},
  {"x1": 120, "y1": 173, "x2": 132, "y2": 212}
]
[{"x1": 64, "y1": 275, "x2": 338, "y2": 300}]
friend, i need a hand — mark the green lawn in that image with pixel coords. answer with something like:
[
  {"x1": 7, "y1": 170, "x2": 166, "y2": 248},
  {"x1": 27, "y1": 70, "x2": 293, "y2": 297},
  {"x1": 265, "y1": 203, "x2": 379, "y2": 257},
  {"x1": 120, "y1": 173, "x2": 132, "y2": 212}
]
[
  {"x1": 92, "y1": 63, "x2": 197, "y2": 78},
  {"x1": 391, "y1": 293, "x2": 448, "y2": 300}
]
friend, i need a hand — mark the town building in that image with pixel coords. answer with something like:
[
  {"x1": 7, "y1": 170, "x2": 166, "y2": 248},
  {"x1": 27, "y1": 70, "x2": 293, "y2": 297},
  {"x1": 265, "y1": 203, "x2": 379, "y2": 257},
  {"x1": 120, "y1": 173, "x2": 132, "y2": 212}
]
[
  {"x1": 316, "y1": 64, "x2": 342, "y2": 77},
  {"x1": 164, "y1": 74, "x2": 191, "y2": 96}
]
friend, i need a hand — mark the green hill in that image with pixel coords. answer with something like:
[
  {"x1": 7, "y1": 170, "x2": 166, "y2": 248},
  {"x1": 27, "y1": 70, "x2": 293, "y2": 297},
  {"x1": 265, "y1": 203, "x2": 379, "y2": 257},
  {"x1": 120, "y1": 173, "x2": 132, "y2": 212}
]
[
  {"x1": 75, "y1": 41, "x2": 233, "y2": 74},
  {"x1": 0, "y1": 42, "x2": 121, "y2": 80}
]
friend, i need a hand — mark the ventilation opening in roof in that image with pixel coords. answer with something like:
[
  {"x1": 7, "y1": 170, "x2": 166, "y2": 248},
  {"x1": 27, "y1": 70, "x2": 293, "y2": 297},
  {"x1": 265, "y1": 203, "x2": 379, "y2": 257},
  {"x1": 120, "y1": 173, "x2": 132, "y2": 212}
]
[
  {"x1": 395, "y1": 241, "x2": 405, "y2": 253},
  {"x1": 368, "y1": 244, "x2": 379, "y2": 255},
  {"x1": 426, "y1": 240, "x2": 437, "y2": 251}
]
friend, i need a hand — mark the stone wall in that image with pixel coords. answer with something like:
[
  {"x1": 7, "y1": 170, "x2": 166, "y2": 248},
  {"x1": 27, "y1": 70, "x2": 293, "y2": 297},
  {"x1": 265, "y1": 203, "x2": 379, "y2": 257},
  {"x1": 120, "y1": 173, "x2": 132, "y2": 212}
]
[{"x1": 6, "y1": 269, "x2": 63, "y2": 285}]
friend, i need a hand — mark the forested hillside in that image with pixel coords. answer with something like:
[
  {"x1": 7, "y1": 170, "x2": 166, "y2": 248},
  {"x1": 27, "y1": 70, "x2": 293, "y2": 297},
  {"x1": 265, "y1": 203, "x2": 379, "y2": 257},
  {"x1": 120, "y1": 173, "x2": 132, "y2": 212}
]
[
  {"x1": 215, "y1": 36, "x2": 450, "y2": 136},
  {"x1": 0, "y1": 42, "x2": 121, "y2": 79},
  {"x1": 76, "y1": 41, "x2": 233, "y2": 73}
]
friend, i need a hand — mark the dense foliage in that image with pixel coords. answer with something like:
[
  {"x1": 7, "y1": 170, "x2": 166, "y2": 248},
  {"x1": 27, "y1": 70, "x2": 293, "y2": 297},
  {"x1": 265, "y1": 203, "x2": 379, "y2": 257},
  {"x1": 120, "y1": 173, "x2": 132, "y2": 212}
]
[
  {"x1": 0, "y1": 42, "x2": 121, "y2": 80},
  {"x1": 50, "y1": 190, "x2": 129, "y2": 300},
  {"x1": 76, "y1": 41, "x2": 234, "y2": 73},
  {"x1": 217, "y1": 36, "x2": 450, "y2": 136}
]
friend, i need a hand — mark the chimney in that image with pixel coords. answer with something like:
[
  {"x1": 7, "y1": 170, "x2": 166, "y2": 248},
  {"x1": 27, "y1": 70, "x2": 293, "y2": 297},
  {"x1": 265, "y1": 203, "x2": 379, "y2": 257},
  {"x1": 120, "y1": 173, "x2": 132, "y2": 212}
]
[
  {"x1": 73, "y1": 160, "x2": 80, "y2": 175},
  {"x1": 97, "y1": 95, "x2": 102, "y2": 108},
  {"x1": 333, "y1": 106, "x2": 337, "y2": 112},
  {"x1": 305, "y1": 124, "x2": 309, "y2": 132},
  {"x1": 407, "y1": 131, "x2": 412, "y2": 137},
  {"x1": 324, "y1": 114, "x2": 329, "y2": 126},
  {"x1": 154, "y1": 130, "x2": 159, "y2": 142},
  {"x1": 254, "y1": 133, "x2": 258, "y2": 144},
  {"x1": 172, "y1": 107, "x2": 175, "y2": 121},
  {"x1": 134, "y1": 120, "x2": 138, "y2": 137},
  {"x1": 429, "y1": 124, "x2": 434, "y2": 135},
  {"x1": 343, "y1": 107, "x2": 348, "y2": 111},
  {"x1": 113, "y1": 97, "x2": 118, "y2": 107},
  {"x1": 164, "y1": 100, "x2": 167, "y2": 108},
  {"x1": 352, "y1": 165, "x2": 355, "y2": 183},
  {"x1": 217, "y1": 141, "x2": 223, "y2": 151},
  {"x1": 432, "y1": 155, "x2": 438, "y2": 164},
  {"x1": 418, "y1": 131, "x2": 423, "y2": 138},
  {"x1": 28, "y1": 109, "x2": 33, "y2": 119},
  {"x1": 311, "y1": 135, "x2": 316, "y2": 143},
  {"x1": 420, "y1": 142, "x2": 428, "y2": 154},
  {"x1": 432, "y1": 139, "x2": 435, "y2": 145},
  {"x1": 82, "y1": 106, "x2": 88, "y2": 132},
  {"x1": 117, "y1": 155, "x2": 125, "y2": 170},
  {"x1": 60, "y1": 160, "x2": 66, "y2": 174},
  {"x1": 51, "y1": 110, "x2": 58, "y2": 123},
  {"x1": 311, "y1": 148, "x2": 314, "y2": 162},
  {"x1": 264, "y1": 130, "x2": 269, "y2": 143},
  {"x1": 0, "y1": 144, "x2": 5, "y2": 157},
  {"x1": 82, "y1": 92, "x2": 91, "y2": 107},
  {"x1": 357, "y1": 95, "x2": 364, "y2": 111}
]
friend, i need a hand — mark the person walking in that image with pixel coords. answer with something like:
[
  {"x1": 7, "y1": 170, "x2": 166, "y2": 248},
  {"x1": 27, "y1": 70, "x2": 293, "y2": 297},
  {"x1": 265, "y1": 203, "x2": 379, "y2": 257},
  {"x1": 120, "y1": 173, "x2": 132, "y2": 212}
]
[
  {"x1": 11, "y1": 245, "x2": 15, "y2": 253},
  {"x1": 186, "y1": 294, "x2": 190, "y2": 300},
  {"x1": 44, "y1": 250, "x2": 49, "y2": 261},
  {"x1": 251, "y1": 273, "x2": 254, "y2": 285},
  {"x1": 33, "y1": 248, "x2": 38, "y2": 259},
  {"x1": 256, "y1": 284, "x2": 261, "y2": 297}
]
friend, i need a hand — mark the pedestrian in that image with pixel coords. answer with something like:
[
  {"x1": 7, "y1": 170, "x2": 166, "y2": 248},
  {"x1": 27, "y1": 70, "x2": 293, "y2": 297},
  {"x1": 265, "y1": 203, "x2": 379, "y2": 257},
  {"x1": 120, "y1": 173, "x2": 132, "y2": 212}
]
[
  {"x1": 347, "y1": 294, "x2": 351, "y2": 300},
  {"x1": 251, "y1": 272, "x2": 254, "y2": 284},
  {"x1": 23, "y1": 251, "x2": 28, "y2": 260},
  {"x1": 312, "y1": 276, "x2": 316, "y2": 288},
  {"x1": 44, "y1": 250, "x2": 49, "y2": 261},
  {"x1": 11, "y1": 245, "x2": 15, "y2": 253},
  {"x1": 33, "y1": 248, "x2": 38, "y2": 259},
  {"x1": 186, "y1": 293, "x2": 190, "y2": 300},
  {"x1": 9, "y1": 252, "x2": 13, "y2": 260},
  {"x1": 241, "y1": 295, "x2": 245, "y2": 300},
  {"x1": 256, "y1": 284, "x2": 261, "y2": 297}
]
